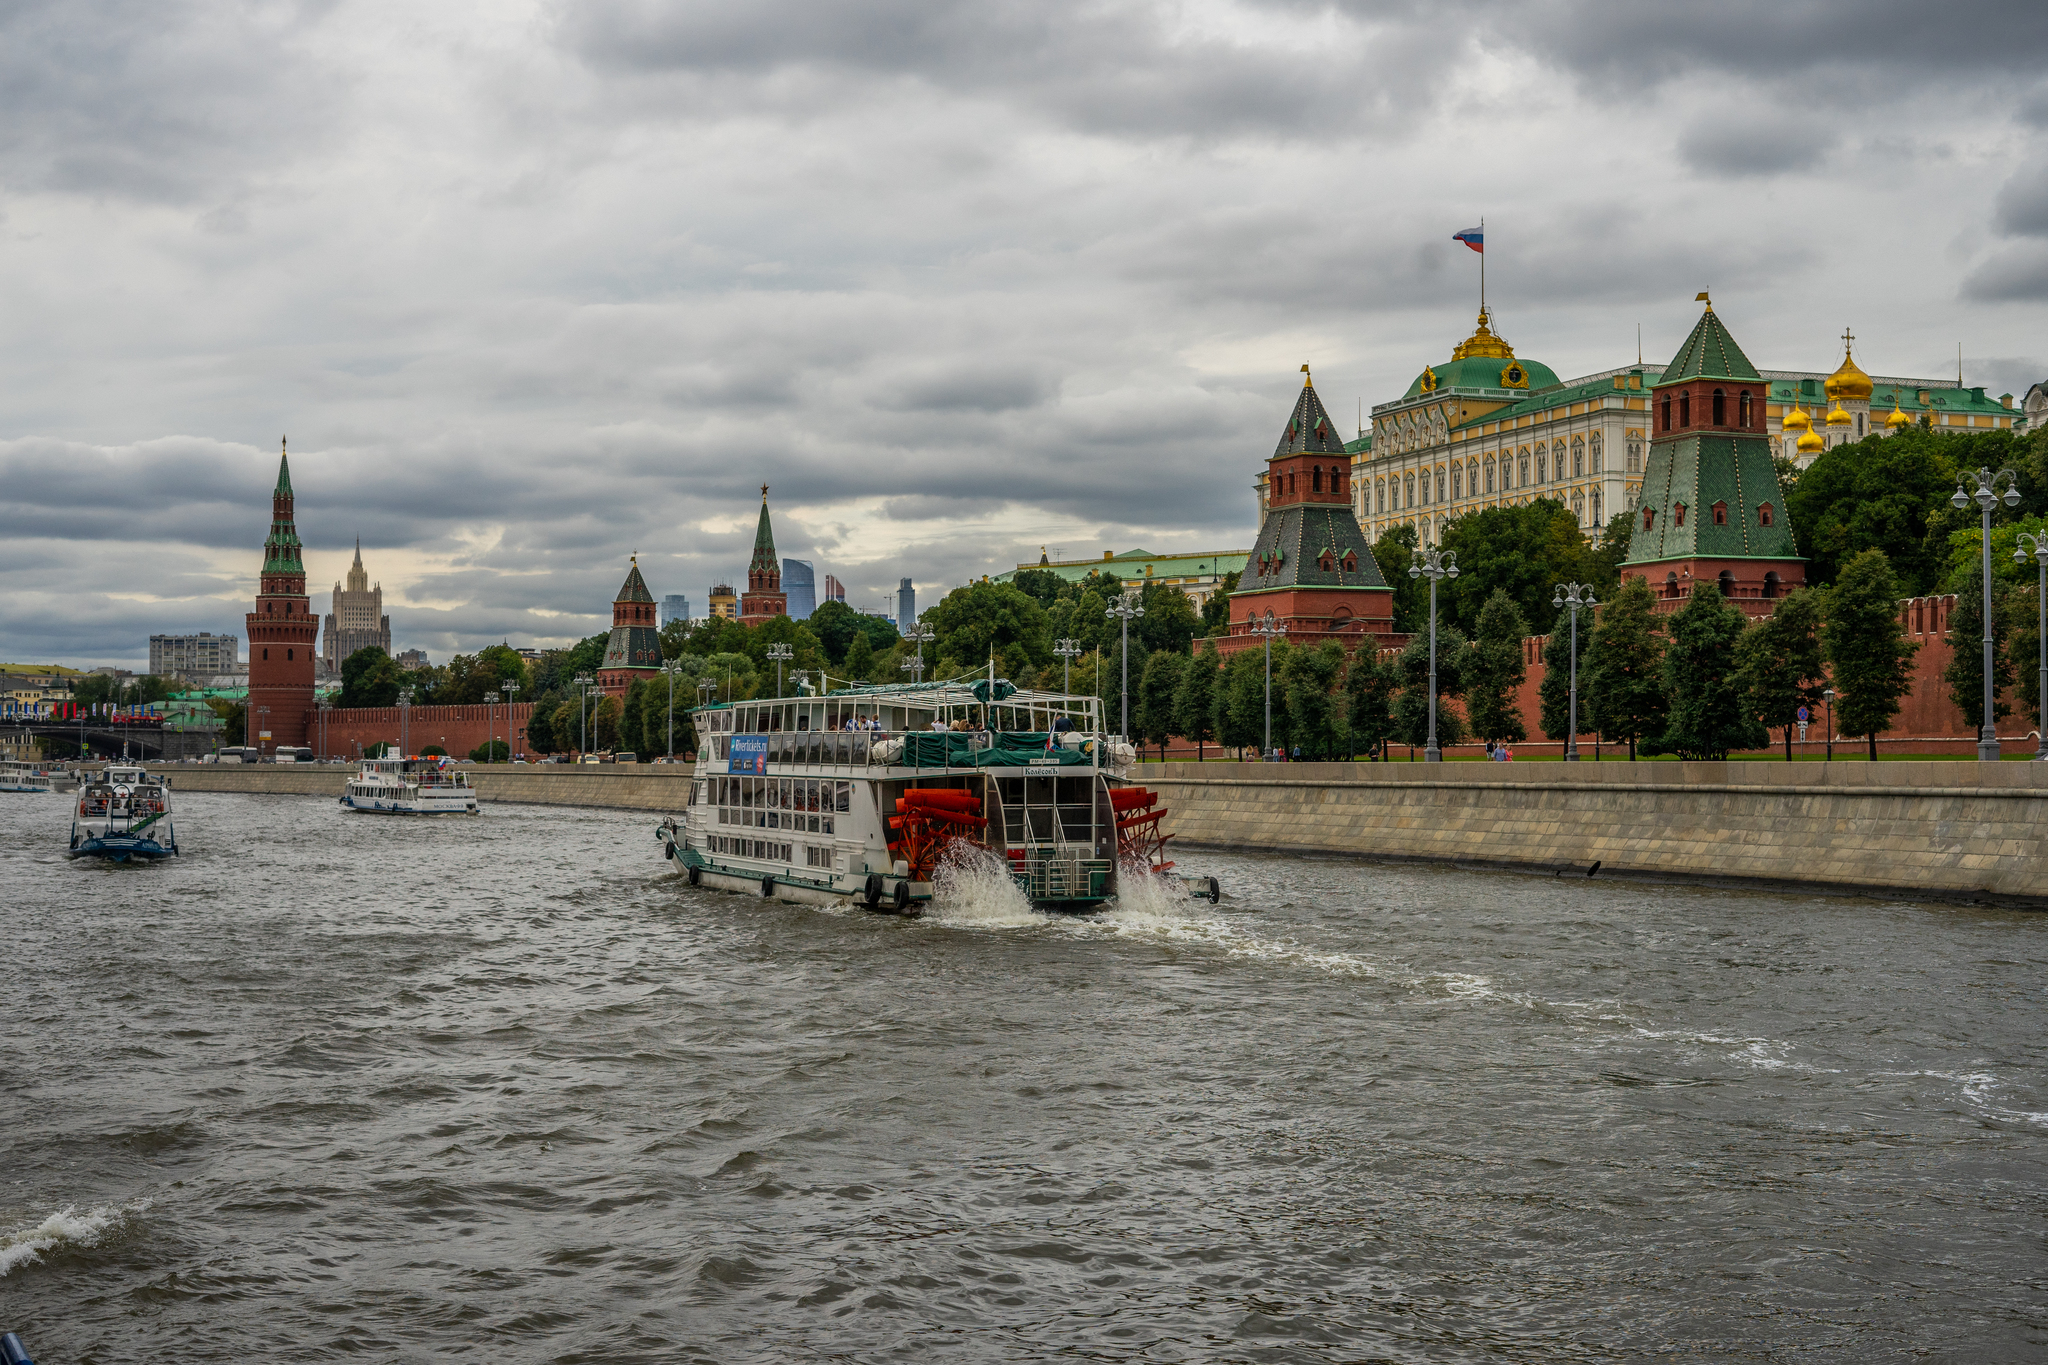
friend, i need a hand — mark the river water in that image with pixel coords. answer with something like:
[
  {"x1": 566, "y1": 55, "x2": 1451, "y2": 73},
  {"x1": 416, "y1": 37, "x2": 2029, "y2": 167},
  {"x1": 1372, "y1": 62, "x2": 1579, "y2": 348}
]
[{"x1": 3, "y1": 790, "x2": 2044, "y2": 1362}]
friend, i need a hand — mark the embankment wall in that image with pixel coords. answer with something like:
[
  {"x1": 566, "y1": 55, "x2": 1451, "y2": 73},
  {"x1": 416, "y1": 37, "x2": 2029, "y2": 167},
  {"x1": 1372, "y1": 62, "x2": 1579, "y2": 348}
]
[
  {"x1": 1143, "y1": 760, "x2": 2048, "y2": 905},
  {"x1": 161, "y1": 764, "x2": 689, "y2": 813}
]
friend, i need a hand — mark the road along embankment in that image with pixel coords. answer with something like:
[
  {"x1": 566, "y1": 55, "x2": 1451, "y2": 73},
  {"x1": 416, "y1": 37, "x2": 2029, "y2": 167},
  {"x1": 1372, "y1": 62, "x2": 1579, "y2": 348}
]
[
  {"x1": 157, "y1": 765, "x2": 691, "y2": 813},
  {"x1": 1140, "y1": 760, "x2": 2048, "y2": 906}
]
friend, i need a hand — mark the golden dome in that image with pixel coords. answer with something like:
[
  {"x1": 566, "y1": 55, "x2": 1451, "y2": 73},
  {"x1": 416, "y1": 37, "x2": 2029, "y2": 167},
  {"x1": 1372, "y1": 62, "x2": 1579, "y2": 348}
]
[
  {"x1": 1824, "y1": 333, "x2": 1874, "y2": 402},
  {"x1": 1797, "y1": 428, "x2": 1824, "y2": 453},
  {"x1": 1885, "y1": 400, "x2": 1911, "y2": 430},
  {"x1": 1448, "y1": 307, "x2": 1515, "y2": 361},
  {"x1": 1825, "y1": 403, "x2": 1851, "y2": 427},
  {"x1": 1781, "y1": 406, "x2": 1811, "y2": 432}
]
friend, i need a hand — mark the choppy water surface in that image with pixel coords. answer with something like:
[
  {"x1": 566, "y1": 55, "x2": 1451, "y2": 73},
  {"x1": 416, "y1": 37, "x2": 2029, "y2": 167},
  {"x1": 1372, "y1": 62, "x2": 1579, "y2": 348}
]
[{"x1": 3, "y1": 792, "x2": 2045, "y2": 1362}]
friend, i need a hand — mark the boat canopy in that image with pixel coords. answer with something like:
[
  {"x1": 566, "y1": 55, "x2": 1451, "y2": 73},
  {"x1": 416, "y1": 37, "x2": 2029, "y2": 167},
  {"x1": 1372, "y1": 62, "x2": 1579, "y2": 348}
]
[{"x1": 897, "y1": 732, "x2": 1090, "y2": 768}]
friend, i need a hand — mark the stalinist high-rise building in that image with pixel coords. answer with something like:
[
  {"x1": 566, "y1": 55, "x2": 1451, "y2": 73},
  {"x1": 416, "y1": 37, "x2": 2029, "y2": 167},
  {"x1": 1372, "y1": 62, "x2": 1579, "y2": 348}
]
[{"x1": 323, "y1": 539, "x2": 391, "y2": 670}]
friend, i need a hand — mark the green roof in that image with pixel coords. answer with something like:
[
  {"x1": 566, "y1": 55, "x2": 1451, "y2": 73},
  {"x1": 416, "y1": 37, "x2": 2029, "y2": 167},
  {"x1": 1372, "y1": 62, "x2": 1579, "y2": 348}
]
[
  {"x1": 1451, "y1": 369, "x2": 1654, "y2": 434},
  {"x1": 749, "y1": 499, "x2": 778, "y2": 575},
  {"x1": 614, "y1": 561, "x2": 655, "y2": 604},
  {"x1": 1272, "y1": 381, "x2": 1349, "y2": 458},
  {"x1": 1623, "y1": 431, "x2": 1799, "y2": 566},
  {"x1": 1235, "y1": 503, "x2": 1387, "y2": 597},
  {"x1": 995, "y1": 548, "x2": 1248, "y2": 587},
  {"x1": 1659, "y1": 306, "x2": 1761, "y2": 386},
  {"x1": 1344, "y1": 434, "x2": 1372, "y2": 455},
  {"x1": 1401, "y1": 354, "x2": 1560, "y2": 400},
  {"x1": 1771, "y1": 378, "x2": 2016, "y2": 418}
]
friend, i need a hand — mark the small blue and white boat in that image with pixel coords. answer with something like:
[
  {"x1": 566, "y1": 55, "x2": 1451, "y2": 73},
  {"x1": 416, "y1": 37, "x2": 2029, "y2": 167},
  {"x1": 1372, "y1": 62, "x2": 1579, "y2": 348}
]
[
  {"x1": 69, "y1": 765, "x2": 178, "y2": 862},
  {"x1": 0, "y1": 759, "x2": 52, "y2": 793},
  {"x1": 340, "y1": 754, "x2": 478, "y2": 815}
]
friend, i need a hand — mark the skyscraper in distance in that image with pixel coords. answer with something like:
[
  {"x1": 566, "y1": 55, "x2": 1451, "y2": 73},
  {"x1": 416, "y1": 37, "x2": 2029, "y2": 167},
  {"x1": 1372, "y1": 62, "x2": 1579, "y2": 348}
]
[
  {"x1": 896, "y1": 578, "x2": 915, "y2": 626},
  {"x1": 660, "y1": 594, "x2": 691, "y2": 628},
  {"x1": 782, "y1": 559, "x2": 816, "y2": 619},
  {"x1": 822, "y1": 574, "x2": 846, "y2": 605}
]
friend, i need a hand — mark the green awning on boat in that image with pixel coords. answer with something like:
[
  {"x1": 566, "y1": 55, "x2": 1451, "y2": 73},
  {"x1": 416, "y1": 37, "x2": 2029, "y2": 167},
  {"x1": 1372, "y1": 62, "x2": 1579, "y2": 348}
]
[{"x1": 899, "y1": 732, "x2": 1090, "y2": 768}]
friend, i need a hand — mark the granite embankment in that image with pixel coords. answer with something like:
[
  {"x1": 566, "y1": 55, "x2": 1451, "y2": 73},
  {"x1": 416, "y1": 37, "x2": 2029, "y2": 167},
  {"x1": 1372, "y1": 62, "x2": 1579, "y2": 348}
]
[
  {"x1": 1145, "y1": 760, "x2": 2048, "y2": 905},
  {"x1": 157, "y1": 760, "x2": 2048, "y2": 904},
  {"x1": 161, "y1": 765, "x2": 691, "y2": 812}
]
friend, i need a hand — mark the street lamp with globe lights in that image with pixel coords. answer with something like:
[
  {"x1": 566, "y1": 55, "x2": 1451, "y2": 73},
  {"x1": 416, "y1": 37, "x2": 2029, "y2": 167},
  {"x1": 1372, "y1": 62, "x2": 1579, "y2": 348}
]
[
  {"x1": 1247, "y1": 612, "x2": 1287, "y2": 756},
  {"x1": 500, "y1": 682, "x2": 519, "y2": 759},
  {"x1": 1409, "y1": 548, "x2": 1460, "y2": 761},
  {"x1": 658, "y1": 660, "x2": 684, "y2": 759},
  {"x1": 2016, "y1": 531, "x2": 2048, "y2": 759},
  {"x1": 1822, "y1": 687, "x2": 1835, "y2": 762},
  {"x1": 1550, "y1": 582, "x2": 1597, "y2": 761},
  {"x1": 484, "y1": 690, "x2": 500, "y2": 762},
  {"x1": 1053, "y1": 638, "x2": 1083, "y2": 698},
  {"x1": 899, "y1": 654, "x2": 925, "y2": 684},
  {"x1": 1104, "y1": 597, "x2": 1145, "y2": 740},
  {"x1": 573, "y1": 674, "x2": 595, "y2": 757},
  {"x1": 1952, "y1": 467, "x2": 2022, "y2": 760},
  {"x1": 902, "y1": 620, "x2": 935, "y2": 681},
  {"x1": 767, "y1": 643, "x2": 794, "y2": 697}
]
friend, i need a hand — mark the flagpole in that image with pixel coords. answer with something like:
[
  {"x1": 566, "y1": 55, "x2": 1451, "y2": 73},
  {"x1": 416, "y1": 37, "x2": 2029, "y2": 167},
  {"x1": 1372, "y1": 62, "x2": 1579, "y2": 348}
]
[{"x1": 1479, "y1": 216, "x2": 1485, "y2": 314}]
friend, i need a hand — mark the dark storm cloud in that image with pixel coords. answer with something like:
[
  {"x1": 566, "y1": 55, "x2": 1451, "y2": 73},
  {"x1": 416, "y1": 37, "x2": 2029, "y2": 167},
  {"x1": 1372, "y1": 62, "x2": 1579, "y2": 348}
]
[
  {"x1": 0, "y1": 0, "x2": 338, "y2": 203},
  {"x1": 1992, "y1": 157, "x2": 2048, "y2": 237},
  {"x1": 1676, "y1": 116, "x2": 1836, "y2": 178}
]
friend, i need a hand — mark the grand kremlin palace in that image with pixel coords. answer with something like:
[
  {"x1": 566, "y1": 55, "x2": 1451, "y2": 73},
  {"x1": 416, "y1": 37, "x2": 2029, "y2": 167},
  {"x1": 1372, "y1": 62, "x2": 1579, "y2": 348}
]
[{"x1": 1325, "y1": 308, "x2": 2026, "y2": 548}]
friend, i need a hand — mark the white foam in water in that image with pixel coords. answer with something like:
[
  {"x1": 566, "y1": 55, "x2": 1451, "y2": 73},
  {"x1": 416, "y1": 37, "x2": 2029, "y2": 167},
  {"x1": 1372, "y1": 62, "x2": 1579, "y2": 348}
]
[
  {"x1": 926, "y1": 844, "x2": 1040, "y2": 928},
  {"x1": 1102, "y1": 860, "x2": 1187, "y2": 926},
  {"x1": 0, "y1": 1201, "x2": 144, "y2": 1277}
]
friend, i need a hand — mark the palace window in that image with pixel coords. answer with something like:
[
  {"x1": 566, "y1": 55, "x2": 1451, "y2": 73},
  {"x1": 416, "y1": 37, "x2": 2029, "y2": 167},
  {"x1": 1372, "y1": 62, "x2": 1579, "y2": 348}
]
[
  {"x1": 1452, "y1": 465, "x2": 1463, "y2": 499},
  {"x1": 1573, "y1": 437, "x2": 1585, "y2": 477},
  {"x1": 1763, "y1": 571, "x2": 1781, "y2": 599},
  {"x1": 1537, "y1": 451, "x2": 1548, "y2": 483},
  {"x1": 1712, "y1": 500, "x2": 1728, "y2": 525},
  {"x1": 1679, "y1": 393, "x2": 1691, "y2": 426},
  {"x1": 1662, "y1": 395, "x2": 1672, "y2": 430},
  {"x1": 1376, "y1": 479, "x2": 1386, "y2": 514},
  {"x1": 1518, "y1": 452, "x2": 1530, "y2": 487},
  {"x1": 1627, "y1": 440, "x2": 1641, "y2": 473},
  {"x1": 1485, "y1": 459, "x2": 1496, "y2": 494},
  {"x1": 1312, "y1": 466, "x2": 1323, "y2": 492},
  {"x1": 1758, "y1": 502, "x2": 1774, "y2": 527},
  {"x1": 1591, "y1": 490, "x2": 1602, "y2": 524},
  {"x1": 1405, "y1": 473, "x2": 1415, "y2": 506},
  {"x1": 1712, "y1": 388, "x2": 1726, "y2": 425},
  {"x1": 1739, "y1": 390, "x2": 1752, "y2": 427},
  {"x1": 1590, "y1": 432, "x2": 1603, "y2": 471},
  {"x1": 1436, "y1": 468, "x2": 1446, "y2": 501},
  {"x1": 1571, "y1": 492, "x2": 1585, "y2": 524}
]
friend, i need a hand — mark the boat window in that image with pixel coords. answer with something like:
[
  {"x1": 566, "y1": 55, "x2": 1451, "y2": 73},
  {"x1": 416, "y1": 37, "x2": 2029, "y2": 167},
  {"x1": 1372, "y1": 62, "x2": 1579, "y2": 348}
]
[{"x1": 853, "y1": 735, "x2": 869, "y2": 763}]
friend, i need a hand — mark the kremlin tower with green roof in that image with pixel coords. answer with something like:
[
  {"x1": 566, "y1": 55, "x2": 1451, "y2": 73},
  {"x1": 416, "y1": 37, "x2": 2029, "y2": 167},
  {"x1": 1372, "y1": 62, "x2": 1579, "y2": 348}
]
[
  {"x1": 246, "y1": 440, "x2": 320, "y2": 750},
  {"x1": 599, "y1": 557, "x2": 664, "y2": 697},
  {"x1": 1622, "y1": 296, "x2": 1804, "y2": 617},
  {"x1": 1221, "y1": 368, "x2": 1396, "y2": 658},
  {"x1": 739, "y1": 486, "x2": 788, "y2": 626}
]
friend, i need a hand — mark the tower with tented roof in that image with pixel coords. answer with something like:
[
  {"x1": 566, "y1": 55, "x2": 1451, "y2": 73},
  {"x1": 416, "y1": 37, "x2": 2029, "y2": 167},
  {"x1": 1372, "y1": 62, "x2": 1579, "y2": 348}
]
[
  {"x1": 246, "y1": 440, "x2": 320, "y2": 749},
  {"x1": 1219, "y1": 367, "x2": 1396, "y2": 658},
  {"x1": 599, "y1": 557, "x2": 664, "y2": 697},
  {"x1": 739, "y1": 486, "x2": 788, "y2": 626},
  {"x1": 1622, "y1": 296, "x2": 1804, "y2": 617}
]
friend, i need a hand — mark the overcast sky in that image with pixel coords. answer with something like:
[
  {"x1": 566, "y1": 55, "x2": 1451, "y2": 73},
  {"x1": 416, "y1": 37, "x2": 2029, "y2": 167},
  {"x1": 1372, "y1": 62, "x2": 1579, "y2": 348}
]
[{"x1": 3, "y1": 0, "x2": 2045, "y2": 668}]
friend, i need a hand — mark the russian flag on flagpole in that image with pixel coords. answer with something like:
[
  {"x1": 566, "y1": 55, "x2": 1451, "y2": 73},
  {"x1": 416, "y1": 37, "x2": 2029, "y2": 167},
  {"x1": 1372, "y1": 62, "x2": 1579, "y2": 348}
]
[{"x1": 1452, "y1": 226, "x2": 1483, "y2": 253}]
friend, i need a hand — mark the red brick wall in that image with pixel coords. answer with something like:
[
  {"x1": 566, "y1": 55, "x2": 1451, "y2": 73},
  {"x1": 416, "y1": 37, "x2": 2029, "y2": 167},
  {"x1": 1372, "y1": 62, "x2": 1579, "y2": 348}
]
[{"x1": 307, "y1": 703, "x2": 535, "y2": 759}]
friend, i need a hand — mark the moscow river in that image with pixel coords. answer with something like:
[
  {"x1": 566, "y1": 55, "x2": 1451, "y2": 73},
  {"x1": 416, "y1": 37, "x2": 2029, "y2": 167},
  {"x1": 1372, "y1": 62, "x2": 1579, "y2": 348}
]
[{"x1": 3, "y1": 790, "x2": 2044, "y2": 1362}]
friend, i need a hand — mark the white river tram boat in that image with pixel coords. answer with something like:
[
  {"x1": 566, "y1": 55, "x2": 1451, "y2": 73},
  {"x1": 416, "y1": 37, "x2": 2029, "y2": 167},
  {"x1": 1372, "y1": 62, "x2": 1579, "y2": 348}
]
[
  {"x1": 0, "y1": 759, "x2": 52, "y2": 794},
  {"x1": 339, "y1": 755, "x2": 480, "y2": 815},
  {"x1": 655, "y1": 677, "x2": 1219, "y2": 915},
  {"x1": 69, "y1": 764, "x2": 177, "y2": 862}
]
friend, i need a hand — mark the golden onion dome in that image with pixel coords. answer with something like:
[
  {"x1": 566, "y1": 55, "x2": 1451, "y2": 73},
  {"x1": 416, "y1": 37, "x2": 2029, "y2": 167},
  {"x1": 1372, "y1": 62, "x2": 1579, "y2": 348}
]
[
  {"x1": 1797, "y1": 428, "x2": 1825, "y2": 453},
  {"x1": 1825, "y1": 403, "x2": 1852, "y2": 427},
  {"x1": 1781, "y1": 406, "x2": 1811, "y2": 432},
  {"x1": 1886, "y1": 400, "x2": 1911, "y2": 430},
  {"x1": 1825, "y1": 338, "x2": 1874, "y2": 401}
]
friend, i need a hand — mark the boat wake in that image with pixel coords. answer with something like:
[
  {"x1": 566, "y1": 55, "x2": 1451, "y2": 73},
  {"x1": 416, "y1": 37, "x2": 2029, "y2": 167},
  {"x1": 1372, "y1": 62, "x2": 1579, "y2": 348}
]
[
  {"x1": 925, "y1": 845, "x2": 1039, "y2": 928},
  {"x1": 0, "y1": 1200, "x2": 147, "y2": 1277}
]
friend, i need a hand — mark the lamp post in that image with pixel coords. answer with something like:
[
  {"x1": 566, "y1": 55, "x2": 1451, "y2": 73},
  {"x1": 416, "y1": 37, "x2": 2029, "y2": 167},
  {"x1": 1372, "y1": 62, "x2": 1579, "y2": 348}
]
[
  {"x1": 1104, "y1": 597, "x2": 1145, "y2": 740},
  {"x1": 318, "y1": 699, "x2": 331, "y2": 763},
  {"x1": 1409, "y1": 547, "x2": 1460, "y2": 762},
  {"x1": 658, "y1": 660, "x2": 682, "y2": 759},
  {"x1": 2016, "y1": 531, "x2": 2048, "y2": 760},
  {"x1": 1054, "y1": 638, "x2": 1082, "y2": 696},
  {"x1": 903, "y1": 620, "x2": 935, "y2": 682},
  {"x1": 767, "y1": 643, "x2": 793, "y2": 697},
  {"x1": 501, "y1": 682, "x2": 519, "y2": 759},
  {"x1": 1822, "y1": 687, "x2": 1834, "y2": 762},
  {"x1": 256, "y1": 705, "x2": 270, "y2": 760},
  {"x1": 573, "y1": 674, "x2": 594, "y2": 757},
  {"x1": 397, "y1": 690, "x2": 412, "y2": 757},
  {"x1": 899, "y1": 654, "x2": 925, "y2": 684},
  {"x1": 485, "y1": 690, "x2": 499, "y2": 763},
  {"x1": 1954, "y1": 467, "x2": 2022, "y2": 760},
  {"x1": 1248, "y1": 611, "x2": 1287, "y2": 756},
  {"x1": 1550, "y1": 582, "x2": 1597, "y2": 761}
]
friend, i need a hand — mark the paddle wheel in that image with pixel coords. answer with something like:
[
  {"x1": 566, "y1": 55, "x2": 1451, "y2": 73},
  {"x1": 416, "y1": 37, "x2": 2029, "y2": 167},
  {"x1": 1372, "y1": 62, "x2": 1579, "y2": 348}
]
[
  {"x1": 1108, "y1": 785, "x2": 1173, "y2": 873},
  {"x1": 887, "y1": 786, "x2": 989, "y2": 880}
]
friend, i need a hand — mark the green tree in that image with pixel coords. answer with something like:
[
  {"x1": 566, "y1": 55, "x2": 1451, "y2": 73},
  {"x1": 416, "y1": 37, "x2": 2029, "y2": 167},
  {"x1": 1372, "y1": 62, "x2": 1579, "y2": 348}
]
[
  {"x1": 1010, "y1": 567, "x2": 1065, "y2": 607},
  {"x1": 1537, "y1": 607, "x2": 1592, "y2": 744},
  {"x1": 523, "y1": 691, "x2": 561, "y2": 753},
  {"x1": 844, "y1": 633, "x2": 876, "y2": 682},
  {"x1": 1137, "y1": 583, "x2": 1202, "y2": 656},
  {"x1": 1201, "y1": 570, "x2": 1240, "y2": 636},
  {"x1": 1371, "y1": 523, "x2": 1427, "y2": 633},
  {"x1": 1787, "y1": 428, "x2": 1959, "y2": 592},
  {"x1": 1345, "y1": 648, "x2": 1398, "y2": 760},
  {"x1": 924, "y1": 581, "x2": 1052, "y2": 679},
  {"x1": 1391, "y1": 628, "x2": 1466, "y2": 752},
  {"x1": 1656, "y1": 583, "x2": 1767, "y2": 760},
  {"x1": 2012, "y1": 581, "x2": 2046, "y2": 731},
  {"x1": 592, "y1": 696, "x2": 622, "y2": 752},
  {"x1": 1217, "y1": 645, "x2": 1271, "y2": 757},
  {"x1": 1136, "y1": 649, "x2": 1186, "y2": 760},
  {"x1": 1734, "y1": 588, "x2": 1829, "y2": 760},
  {"x1": 1281, "y1": 641, "x2": 1347, "y2": 759},
  {"x1": 1586, "y1": 576, "x2": 1666, "y2": 760},
  {"x1": 1439, "y1": 499, "x2": 1594, "y2": 636},
  {"x1": 1942, "y1": 580, "x2": 2018, "y2": 729},
  {"x1": 338, "y1": 646, "x2": 402, "y2": 708},
  {"x1": 469, "y1": 739, "x2": 510, "y2": 762},
  {"x1": 207, "y1": 698, "x2": 246, "y2": 746},
  {"x1": 1459, "y1": 588, "x2": 1529, "y2": 745},
  {"x1": 1586, "y1": 510, "x2": 1635, "y2": 600},
  {"x1": 1174, "y1": 640, "x2": 1221, "y2": 760},
  {"x1": 1823, "y1": 549, "x2": 1919, "y2": 760}
]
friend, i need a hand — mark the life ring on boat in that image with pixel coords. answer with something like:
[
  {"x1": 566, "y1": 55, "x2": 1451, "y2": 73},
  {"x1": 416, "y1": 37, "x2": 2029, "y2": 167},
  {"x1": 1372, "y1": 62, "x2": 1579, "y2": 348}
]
[
  {"x1": 686, "y1": 864, "x2": 701, "y2": 886},
  {"x1": 863, "y1": 872, "x2": 884, "y2": 907},
  {"x1": 760, "y1": 874, "x2": 776, "y2": 898},
  {"x1": 889, "y1": 880, "x2": 912, "y2": 914}
]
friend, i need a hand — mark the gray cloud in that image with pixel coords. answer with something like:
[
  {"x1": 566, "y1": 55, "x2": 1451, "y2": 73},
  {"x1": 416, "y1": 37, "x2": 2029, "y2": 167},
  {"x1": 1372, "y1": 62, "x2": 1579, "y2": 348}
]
[{"x1": 1993, "y1": 156, "x2": 2048, "y2": 237}]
